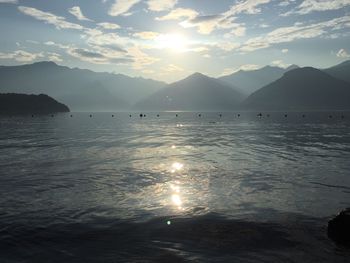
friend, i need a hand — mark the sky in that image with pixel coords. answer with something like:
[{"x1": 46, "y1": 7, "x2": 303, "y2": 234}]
[{"x1": 0, "y1": 0, "x2": 349, "y2": 82}]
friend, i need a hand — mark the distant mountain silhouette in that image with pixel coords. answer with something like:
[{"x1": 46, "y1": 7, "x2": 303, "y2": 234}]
[
  {"x1": 0, "y1": 93, "x2": 69, "y2": 114},
  {"x1": 219, "y1": 65, "x2": 299, "y2": 96},
  {"x1": 324, "y1": 60, "x2": 350, "y2": 84},
  {"x1": 242, "y1": 67, "x2": 350, "y2": 110},
  {"x1": 0, "y1": 61, "x2": 165, "y2": 111},
  {"x1": 135, "y1": 72, "x2": 243, "y2": 111}
]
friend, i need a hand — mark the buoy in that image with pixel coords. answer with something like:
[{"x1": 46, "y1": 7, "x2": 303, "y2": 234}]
[
  {"x1": 31, "y1": 115, "x2": 34, "y2": 117},
  {"x1": 219, "y1": 114, "x2": 222, "y2": 118},
  {"x1": 176, "y1": 114, "x2": 178, "y2": 117},
  {"x1": 157, "y1": 114, "x2": 159, "y2": 117},
  {"x1": 341, "y1": 115, "x2": 345, "y2": 119},
  {"x1": 257, "y1": 113, "x2": 262, "y2": 117},
  {"x1": 302, "y1": 114, "x2": 305, "y2": 118},
  {"x1": 140, "y1": 114, "x2": 143, "y2": 118},
  {"x1": 51, "y1": 114, "x2": 54, "y2": 117},
  {"x1": 237, "y1": 114, "x2": 240, "y2": 117},
  {"x1": 90, "y1": 114, "x2": 92, "y2": 118},
  {"x1": 198, "y1": 114, "x2": 201, "y2": 117},
  {"x1": 112, "y1": 115, "x2": 114, "y2": 117},
  {"x1": 70, "y1": 114, "x2": 73, "y2": 117},
  {"x1": 329, "y1": 115, "x2": 333, "y2": 119},
  {"x1": 267, "y1": 114, "x2": 270, "y2": 117},
  {"x1": 284, "y1": 114, "x2": 288, "y2": 118},
  {"x1": 129, "y1": 115, "x2": 132, "y2": 117}
]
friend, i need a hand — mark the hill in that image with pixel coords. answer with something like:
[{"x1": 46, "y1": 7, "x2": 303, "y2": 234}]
[
  {"x1": 323, "y1": 60, "x2": 350, "y2": 84},
  {"x1": 135, "y1": 73, "x2": 243, "y2": 111},
  {"x1": 0, "y1": 93, "x2": 69, "y2": 114},
  {"x1": 242, "y1": 67, "x2": 350, "y2": 110},
  {"x1": 219, "y1": 65, "x2": 299, "y2": 96},
  {"x1": 0, "y1": 62, "x2": 165, "y2": 111}
]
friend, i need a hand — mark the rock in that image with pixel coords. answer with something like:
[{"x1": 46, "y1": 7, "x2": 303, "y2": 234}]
[{"x1": 328, "y1": 208, "x2": 350, "y2": 246}]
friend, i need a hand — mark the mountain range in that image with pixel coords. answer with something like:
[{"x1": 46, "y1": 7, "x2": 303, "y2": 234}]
[
  {"x1": 0, "y1": 60, "x2": 349, "y2": 111},
  {"x1": 0, "y1": 62, "x2": 165, "y2": 111},
  {"x1": 135, "y1": 73, "x2": 243, "y2": 111},
  {"x1": 219, "y1": 65, "x2": 299, "y2": 96},
  {"x1": 243, "y1": 67, "x2": 350, "y2": 110}
]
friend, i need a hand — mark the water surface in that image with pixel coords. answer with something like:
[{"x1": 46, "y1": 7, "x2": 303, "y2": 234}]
[{"x1": 1, "y1": 112, "x2": 350, "y2": 262}]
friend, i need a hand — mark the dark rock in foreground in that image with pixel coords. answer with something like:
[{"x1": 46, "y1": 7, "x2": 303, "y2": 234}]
[
  {"x1": 0, "y1": 93, "x2": 70, "y2": 114},
  {"x1": 328, "y1": 208, "x2": 350, "y2": 246}
]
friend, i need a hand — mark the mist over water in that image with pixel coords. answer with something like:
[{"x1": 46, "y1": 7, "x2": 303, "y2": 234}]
[{"x1": 1, "y1": 112, "x2": 350, "y2": 262}]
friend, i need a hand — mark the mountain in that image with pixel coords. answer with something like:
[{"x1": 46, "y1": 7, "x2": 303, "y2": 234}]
[
  {"x1": 323, "y1": 60, "x2": 350, "y2": 84},
  {"x1": 242, "y1": 67, "x2": 350, "y2": 110},
  {"x1": 135, "y1": 73, "x2": 243, "y2": 111},
  {"x1": 0, "y1": 61, "x2": 165, "y2": 111},
  {"x1": 0, "y1": 93, "x2": 69, "y2": 114},
  {"x1": 219, "y1": 65, "x2": 299, "y2": 96}
]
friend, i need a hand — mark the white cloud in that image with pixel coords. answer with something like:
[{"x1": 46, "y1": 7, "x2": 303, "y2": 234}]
[
  {"x1": 164, "y1": 64, "x2": 184, "y2": 73},
  {"x1": 270, "y1": 60, "x2": 291, "y2": 68},
  {"x1": 241, "y1": 15, "x2": 350, "y2": 52},
  {"x1": 147, "y1": 0, "x2": 177, "y2": 12},
  {"x1": 284, "y1": 0, "x2": 350, "y2": 15},
  {"x1": 47, "y1": 52, "x2": 63, "y2": 62},
  {"x1": 221, "y1": 64, "x2": 260, "y2": 76},
  {"x1": 223, "y1": 0, "x2": 272, "y2": 17},
  {"x1": 67, "y1": 47, "x2": 131, "y2": 65},
  {"x1": 336, "y1": 48, "x2": 350, "y2": 58},
  {"x1": 68, "y1": 6, "x2": 93, "y2": 21},
  {"x1": 133, "y1": 31, "x2": 160, "y2": 40},
  {"x1": 109, "y1": 0, "x2": 141, "y2": 16},
  {"x1": 0, "y1": 0, "x2": 18, "y2": 3},
  {"x1": 0, "y1": 0, "x2": 18, "y2": 4},
  {"x1": 127, "y1": 46, "x2": 159, "y2": 69},
  {"x1": 97, "y1": 22, "x2": 120, "y2": 30},
  {"x1": 156, "y1": 8, "x2": 198, "y2": 21},
  {"x1": 158, "y1": 0, "x2": 271, "y2": 35},
  {"x1": 0, "y1": 50, "x2": 44, "y2": 62},
  {"x1": 18, "y1": 6, "x2": 84, "y2": 30},
  {"x1": 282, "y1": 48, "x2": 289, "y2": 53}
]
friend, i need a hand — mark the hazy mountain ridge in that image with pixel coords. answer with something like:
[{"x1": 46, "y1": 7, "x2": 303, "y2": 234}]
[
  {"x1": 219, "y1": 65, "x2": 299, "y2": 96},
  {"x1": 1, "y1": 60, "x2": 350, "y2": 112},
  {"x1": 135, "y1": 72, "x2": 244, "y2": 111},
  {"x1": 0, "y1": 62, "x2": 166, "y2": 111},
  {"x1": 242, "y1": 67, "x2": 350, "y2": 110},
  {"x1": 0, "y1": 93, "x2": 69, "y2": 114}
]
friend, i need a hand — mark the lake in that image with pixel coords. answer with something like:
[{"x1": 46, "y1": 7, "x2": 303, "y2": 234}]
[{"x1": 1, "y1": 112, "x2": 350, "y2": 262}]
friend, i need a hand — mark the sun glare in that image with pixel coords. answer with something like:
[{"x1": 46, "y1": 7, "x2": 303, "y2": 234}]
[{"x1": 156, "y1": 33, "x2": 188, "y2": 52}]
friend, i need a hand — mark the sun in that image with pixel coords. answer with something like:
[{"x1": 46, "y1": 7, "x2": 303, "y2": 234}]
[{"x1": 156, "y1": 33, "x2": 188, "y2": 52}]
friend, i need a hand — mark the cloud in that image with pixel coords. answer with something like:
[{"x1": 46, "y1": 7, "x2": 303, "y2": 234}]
[
  {"x1": 47, "y1": 52, "x2": 63, "y2": 62},
  {"x1": 109, "y1": 0, "x2": 141, "y2": 16},
  {"x1": 221, "y1": 64, "x2": 260, "y2": 76},
  {"x1": 164, "y1": 64, "x2": 184, "y2": 73},
  {"x1": 133, "y1": 31, "x2": 160, "y2": 40},
  {"x1": 18, "y1": 6, "x2": 84, "y2": 30},
  {"x1": 224, "y1": 0, "x2": 272, "y2": 16},
  {"x1": 67, "y1": 47, "x2": 132, "y2": 64},
  {"x1": 336, "y1": 48, "x2": 350, "y2": 58},
  {"x1": 127, "y1": 46, "x2": 159, "y2": 69},
  {"x1": 241, "y1": 15, "x2": 350, "y2": 52},
  {"x1": 68, "y1": 6, "x2": 93, "y2": 21},
  {"x1": 97, "y1": 22, "x2": 120, "y2": 30},
  {"x1": 0, "y1": 50, "x2": 44, "y2": 62},
  {"x1": 283, "y1": 0, "x2": 350, "y2": 16},
  {"x1": 156, "y1": 8, "x2": 198, "y2": 21},
  {"x1": 147, "y1": 0, "x2": 177, "y2": 12},
  {"x1": 158, "y1": 0, "x2": 271, "y2": 35},
  {"x1": 0, "y1": 0, "x2": 17, "y2": 3},
  {"x1": 282, "y1": 48, "x2": 289, "y2": 53},
  {"x1": 270, "y1": 60, "x2": 291, "y2": 68},
  {"x1": 44, "y1": 41, "x2": 70, "y2": 49}
]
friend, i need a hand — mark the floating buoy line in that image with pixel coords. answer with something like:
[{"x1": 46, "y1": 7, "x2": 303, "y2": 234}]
[{"x1": 9, "y1": 113, "x2": 347, "y2": 120}]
